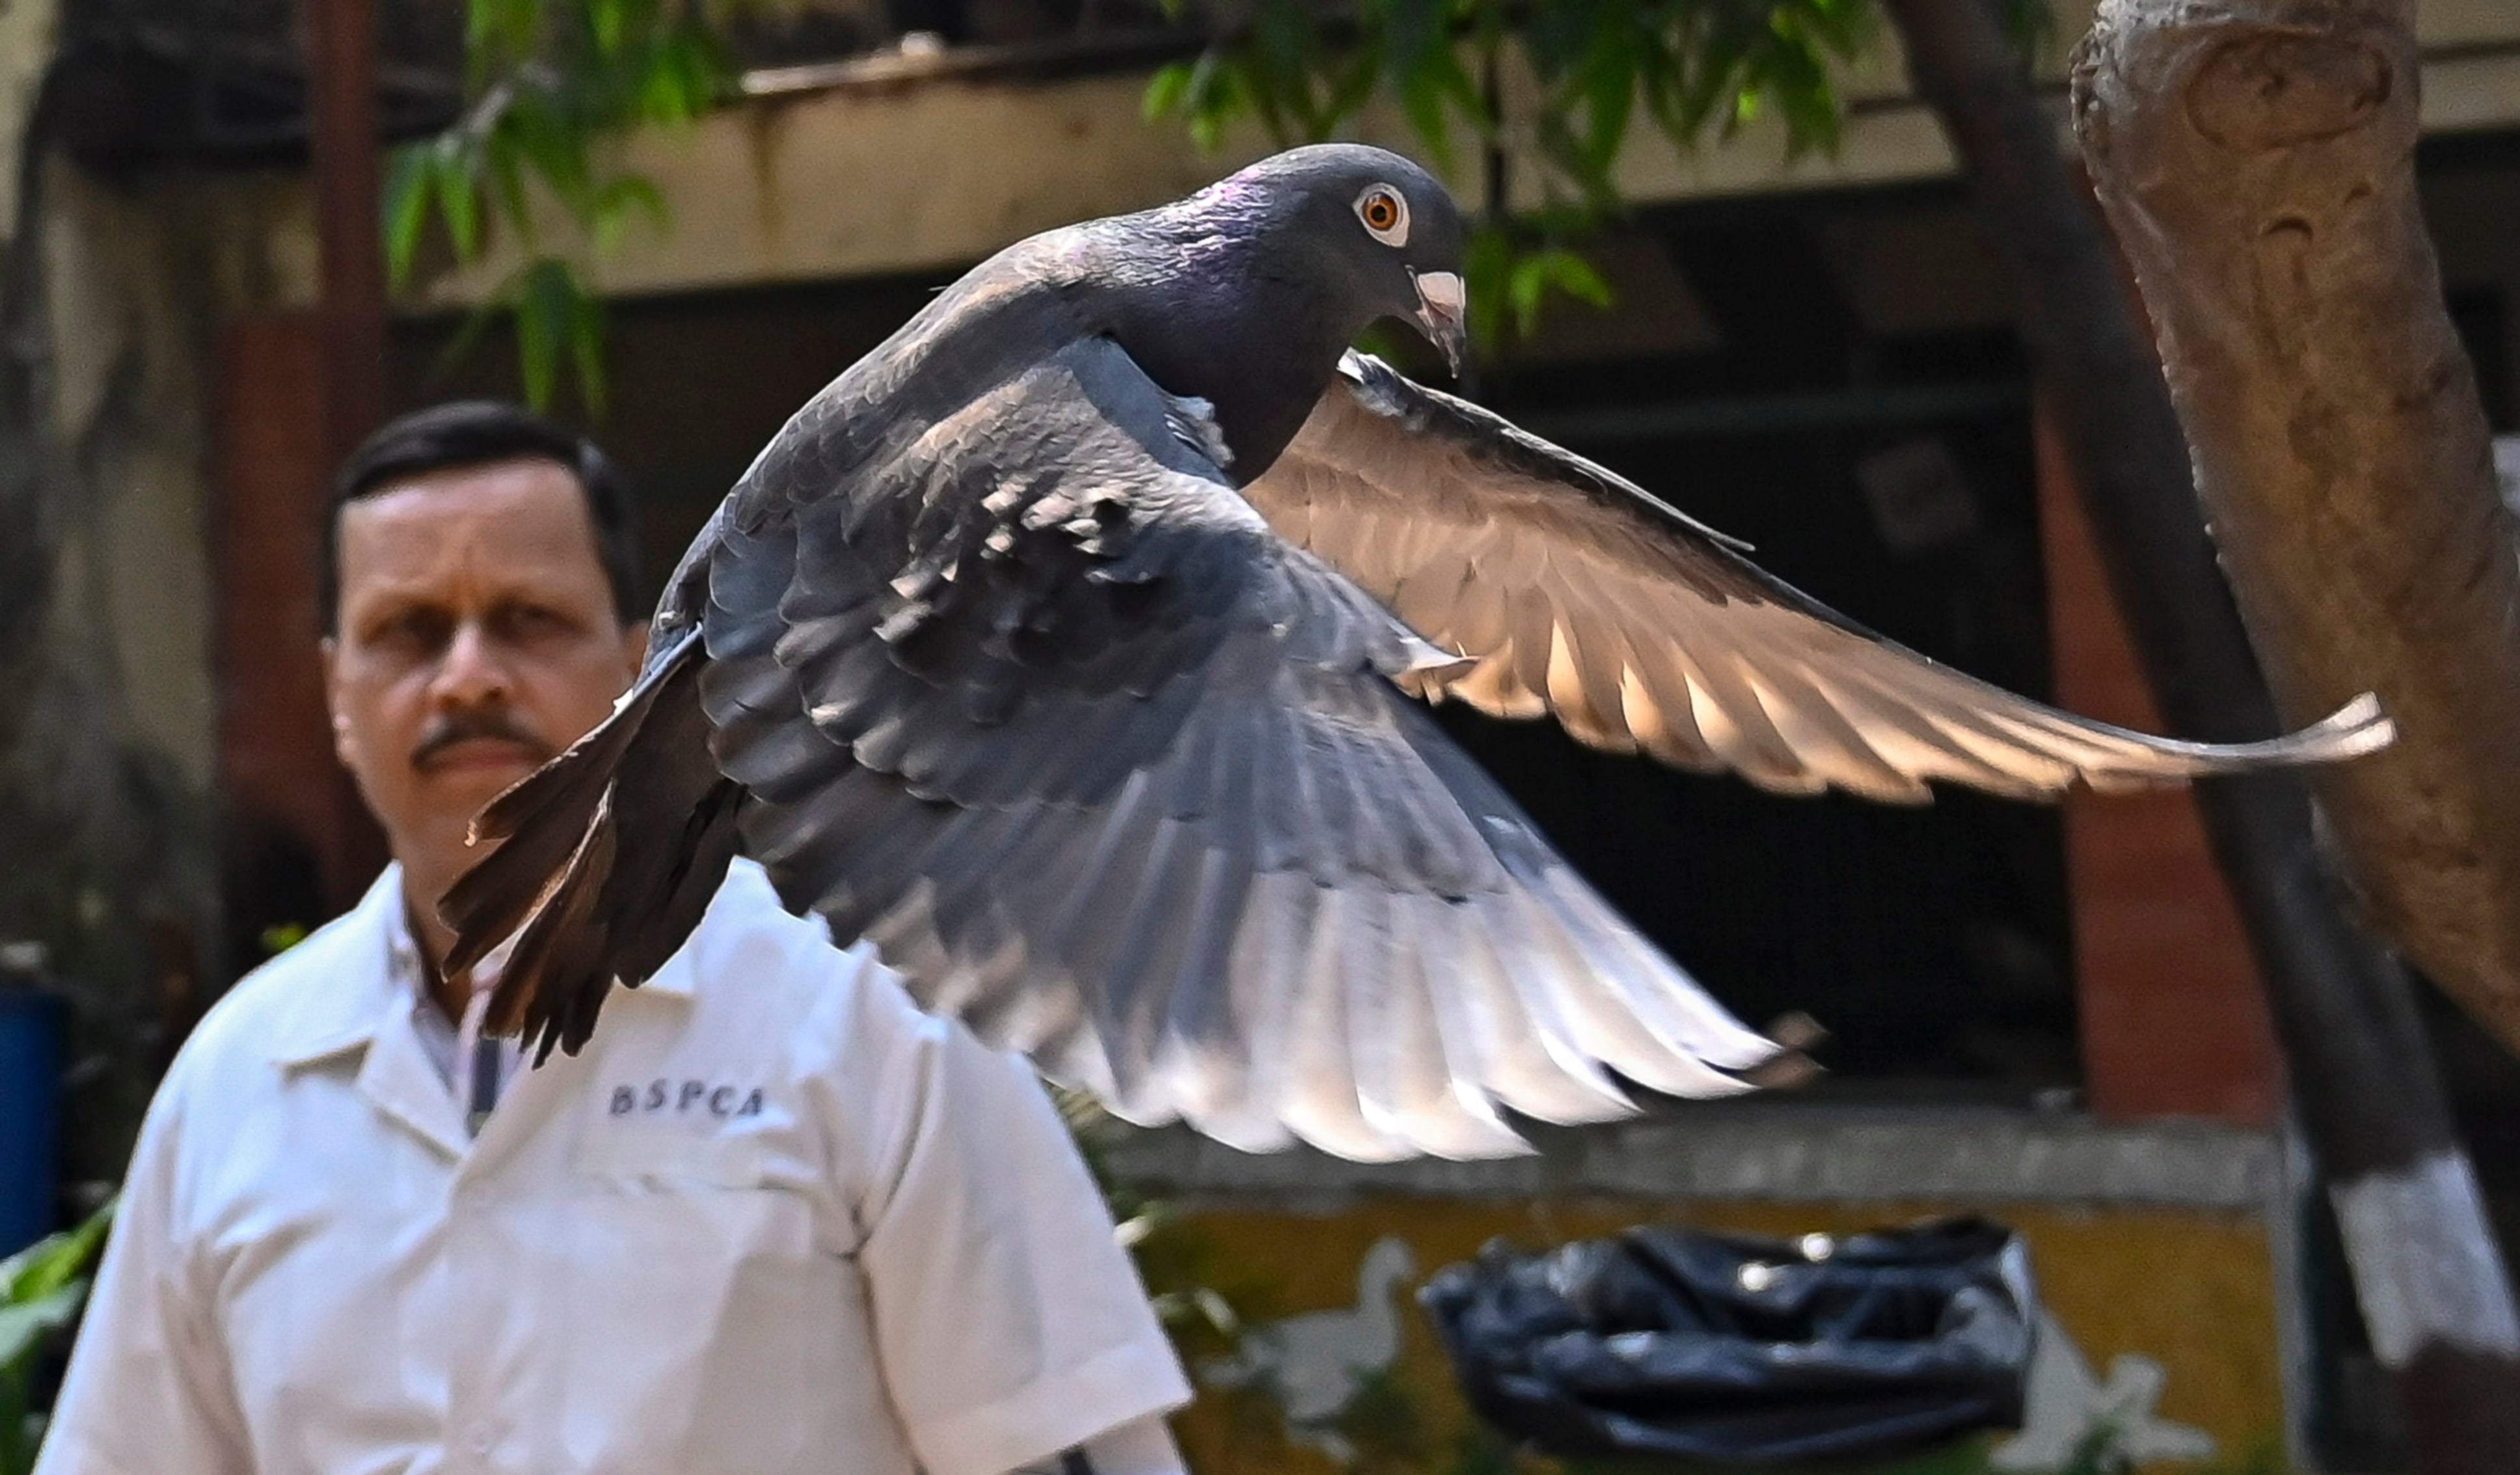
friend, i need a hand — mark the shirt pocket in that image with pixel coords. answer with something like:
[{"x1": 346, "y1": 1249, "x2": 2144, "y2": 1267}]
[{"x1": 556, "y1": 1129, "x2": 894, "y2": 1475}]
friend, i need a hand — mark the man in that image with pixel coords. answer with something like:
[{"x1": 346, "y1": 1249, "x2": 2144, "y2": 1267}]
[{"x1": 38, "y1": 403, "x2": 1192, "y2": 1475}]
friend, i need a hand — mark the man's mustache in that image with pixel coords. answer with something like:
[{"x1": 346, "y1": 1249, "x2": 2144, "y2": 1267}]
[{"x1": 411, "y1": 710, "x2": 554, "y2": 771}]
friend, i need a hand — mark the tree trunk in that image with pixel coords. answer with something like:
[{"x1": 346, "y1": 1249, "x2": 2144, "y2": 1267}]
[
  {"x1": 2072, "y1": 0, "x2": 2520, "y2": 1058},
  {"x1": 1878, "y1": 0, "x2": 2520, "y2": 1465}
]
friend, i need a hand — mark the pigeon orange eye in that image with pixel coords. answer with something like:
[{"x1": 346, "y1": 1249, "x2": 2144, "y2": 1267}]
[{"x1": 1355, "y1": 187, "x2": 1409, "y2": 246}]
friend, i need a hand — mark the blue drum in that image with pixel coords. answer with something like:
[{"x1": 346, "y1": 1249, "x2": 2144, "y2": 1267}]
[{"x1": 0, "y1": 986, "x2": 61, "y2": 1258}]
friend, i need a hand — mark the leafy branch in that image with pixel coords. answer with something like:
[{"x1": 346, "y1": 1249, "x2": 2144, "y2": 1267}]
[
  {"x1": 1147, "y1": 0, "x2": 1875, "y2": 183},
  {"x1": 1, "y1": 1199, "x2": 113, "y2": 1475},
  {"x1": 394, "y1": 0, "x2": 2049, "y2": 398},
  {"x1": 384, "y1": 0, "x2": 748, "y2": 412},
  {"x1": 1146, "y1": 0, "x2": 2046, "y2": 349}
]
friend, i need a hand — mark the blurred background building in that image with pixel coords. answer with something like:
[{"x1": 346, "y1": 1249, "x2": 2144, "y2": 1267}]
[{"x1": 3, "y1": 0, "x2": 2519, "y2": 1467}]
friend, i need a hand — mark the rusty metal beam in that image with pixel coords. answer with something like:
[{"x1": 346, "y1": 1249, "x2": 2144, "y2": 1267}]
[
  {"x1": 298, "y1": 0, "x2": 389, "y2": 905},
  {"x1": 306, "y1": 0, "x2": 386, "y2": 463}
]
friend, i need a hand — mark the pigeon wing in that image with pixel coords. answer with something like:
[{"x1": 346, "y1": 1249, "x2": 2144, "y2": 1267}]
[
  {"x1": 703, "y1": 334, "x2": 1786, "y2": 1161},
  {"x1": 1243, "y1": 351, "x2": 2392, "y2": 802}
]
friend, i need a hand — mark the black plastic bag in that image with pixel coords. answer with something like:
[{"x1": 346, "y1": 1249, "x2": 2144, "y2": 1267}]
[{"x1": 1420, "y1": 1217, "x2": 2038, "y2": 1466}]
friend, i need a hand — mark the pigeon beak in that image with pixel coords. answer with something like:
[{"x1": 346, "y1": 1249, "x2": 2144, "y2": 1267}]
[{"x1": 1411, "y1": 269, "x2": 1469, "y2": 379}]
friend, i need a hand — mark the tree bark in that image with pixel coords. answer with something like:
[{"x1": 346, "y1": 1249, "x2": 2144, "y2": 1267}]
[
  {"x1": 1877, "y1": 0, "x2": 2520, "y2": 1464},
  {"x1": 2072, "y1": 0, "x2": 2520, "y2": 1057}
]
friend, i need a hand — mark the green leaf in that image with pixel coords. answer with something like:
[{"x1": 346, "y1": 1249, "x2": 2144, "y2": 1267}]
[
  {"x1": 476, "y1": 0, "x2": 540, "y2": 62},
  {"x1": 381, "y1": 143, "x2": 434, "y2": 288},
  {"x1": 1143, "y1": 62, "x2": 1194, "y2": 122},
  {"x1": 1461, "y1": 225, "x2": 1618, "y2": 344},
  {"x1": 1, "y1": 1201, "x2": 111, "y2": 1306},
  {"x1": 431, "y1": 297, "x2": 505, "y2": 386},
  {"x1": 1530, "y1": 247, "x2": 1612, "y2": 308},
  {"x1": 639, "y1": 36, "x2": 710, "y2": 123},
  {"x1": 435, "y1": 141, "x2": 483, "y2": 260},
  {"x1": 506, "y1": 95, "x2": 595, "y2": 213},
  {"x1": 1767, "y1": 34, "x2": 1841, "y2": 154},
  {"x1": 1324, "y1": 47, "x2": 1383, "y2": 129},
  {"x1": 515, "y1": 259, "x2": 570, "y2": 411},
  {"x1": 1575, "y1": 28, "x2": 1638, "y2": 174},
  {"x1": 1182, "y1": 50, "x2": 1248, "y2": 151},
  {"x1": 0, "y1": 1197, "x2": 112, "y2": 1390},
  {"x1": 569, "y1": 273, "x2": 610, "y2": 416},
  {"x1": 1387, "y1": 0, "x2": 1465, "y2": 165},
  {"x1": 488, "y1": 148, "x2": 534, "y2": 252},
  {"x1": 0, "y1": 1285, "x2": 83, "y2": 1372},
  {"x1": 590, "y1": 174, "x2": 668, "y2": 255},
  {"x1": 590, "y1": 0, "x2": 629, "y2": 57},
  {"x1": 2000, "y1": 0, "x2": 2053, "y2": 65},
  {"x1": 1507, "y1": 259, "x2": 1545, "y2": 333}
]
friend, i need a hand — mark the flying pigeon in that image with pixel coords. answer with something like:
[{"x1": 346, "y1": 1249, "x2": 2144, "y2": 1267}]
[{"x1": 443, "y1": 143, "x2": 2392, "y2": 1161}]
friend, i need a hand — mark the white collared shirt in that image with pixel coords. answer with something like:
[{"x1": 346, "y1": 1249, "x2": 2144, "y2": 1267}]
[{"x1": 38, "y1": 860, "x2": 1191, "y2": 1475}]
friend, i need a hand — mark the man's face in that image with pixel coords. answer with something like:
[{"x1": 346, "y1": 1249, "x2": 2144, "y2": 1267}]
[{"x1": 323, "y1": 457, "x2": 644, "y2": 902}]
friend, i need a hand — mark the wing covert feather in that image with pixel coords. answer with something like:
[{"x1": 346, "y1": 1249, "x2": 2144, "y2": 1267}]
[{"x1": 1244, "y1": 352, "x2": 2394, "y2": 799}]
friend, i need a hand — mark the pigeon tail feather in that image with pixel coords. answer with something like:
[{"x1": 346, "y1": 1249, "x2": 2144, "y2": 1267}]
[{"x1": 440, "y1": 630, "x2": 741, "y2": 1061}]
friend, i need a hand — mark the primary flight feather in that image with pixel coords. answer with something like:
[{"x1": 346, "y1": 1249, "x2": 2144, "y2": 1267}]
[{"x1": 443, "y1": 144, "x2": 2391, "y2": 1161}]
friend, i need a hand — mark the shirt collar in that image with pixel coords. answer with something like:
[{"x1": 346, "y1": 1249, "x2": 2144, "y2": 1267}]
[
  {"x1": 384, "y1": 880, "x2": 427, "y2": 1005},
  {"x1": 262, "y1": 858, "x2": 705, "y2": 1070},
  {"x1": 264, "y1": 865, "x2": 408, "y2": 1069}
]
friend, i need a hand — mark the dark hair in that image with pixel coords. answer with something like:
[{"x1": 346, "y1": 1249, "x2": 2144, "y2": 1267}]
[{"x1": 320, "y1": 401, "x2": 642, "y2": 632}]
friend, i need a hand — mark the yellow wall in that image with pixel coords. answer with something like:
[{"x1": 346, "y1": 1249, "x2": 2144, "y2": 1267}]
[{"x1": 1169, "y1": 1197, "x2": 2286, "y2": 1475}]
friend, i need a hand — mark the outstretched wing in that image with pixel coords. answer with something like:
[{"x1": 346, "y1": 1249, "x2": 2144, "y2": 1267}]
[
  {"x1": 1244, "y1": 352, "x2": 2391, "y2": 802},
  {"x1": 693, "y1": 334, "x2": 1788, "y2": 1160}
]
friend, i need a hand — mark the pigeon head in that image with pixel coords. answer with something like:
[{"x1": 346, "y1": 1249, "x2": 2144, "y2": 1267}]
[
  {"x1": 1107, "y1": 144, "x2": 1469, "y2": 480},
  {"x1": 1206, "y1": 144, "x2": 1470, "y2": 376}
]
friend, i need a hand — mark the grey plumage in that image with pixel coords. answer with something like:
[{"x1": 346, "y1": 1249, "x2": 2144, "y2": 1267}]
[{"x1": 444, "y1": 144, "x2": 2391, "y2": 1161}]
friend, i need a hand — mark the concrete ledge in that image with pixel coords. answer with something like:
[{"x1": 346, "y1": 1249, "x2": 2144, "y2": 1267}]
[
  {"x1": 185, "y1": 31, "x2": 2520, "y2": 319},
  {"x1": 1100, "y1": 1105, "x2": 2284, "y2": 1211}
]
